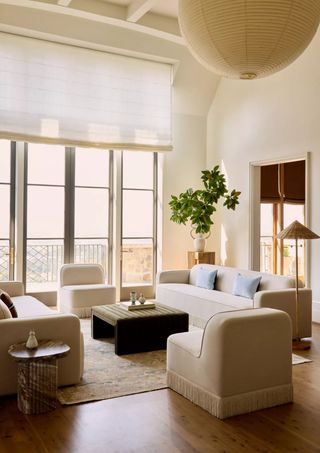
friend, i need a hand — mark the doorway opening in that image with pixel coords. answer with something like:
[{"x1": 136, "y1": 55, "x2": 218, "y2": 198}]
[{"x1": 250, "y1": 157, "x2": 308, "y2": 283}]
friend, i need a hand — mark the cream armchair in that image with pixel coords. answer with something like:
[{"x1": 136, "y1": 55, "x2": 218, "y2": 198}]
[
  {"x1": 58, "y1": 264, "x2": 116, "y2": 318},
  {"x1": 167, "y1": 308, "x2": 293, "y2": 419}
]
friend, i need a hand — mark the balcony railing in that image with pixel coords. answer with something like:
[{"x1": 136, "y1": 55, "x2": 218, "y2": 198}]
[
  {"x1": 26, "y1": 243, "x2": 64, "y2": 283},
  {"x1": 0, "y1": 243, "x2": 9, "y2": 281},
  {"x1": 26, "y1": 243, "x2": 107, "y2": 283},
  {"x1": 0, "y1": 241, "x2": 153, "y2": 288}
]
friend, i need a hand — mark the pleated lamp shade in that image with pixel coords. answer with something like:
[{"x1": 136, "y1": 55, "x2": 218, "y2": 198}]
[
  {"x1": 178, "y1": 0, "x2": 320, "y2": 79},
  {"x1": 277, "y1": 220, "x2": 320, "y2": 240}
]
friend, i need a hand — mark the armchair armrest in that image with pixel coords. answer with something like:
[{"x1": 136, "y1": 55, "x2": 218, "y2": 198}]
[
  {"x1": 0, "y1": 314, "x2": 84, "y2": 396},
  {"x1": 254, "y1": 288, "x2": 312, "y2": 339},
  {"x1": 156, "y1": 269, "x2": 190, "y2": 285},
  {"x1": 0, "y1": 281, "x2": 24, "y2": 297}
]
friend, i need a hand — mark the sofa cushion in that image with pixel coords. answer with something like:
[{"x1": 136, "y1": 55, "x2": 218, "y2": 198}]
[
  {"x1": 189, "y1": 264, "x2": 298, "y2": 294},
  {"x1": 196, "y1": 268, "x2": 217, "y2": 290},
  {"x1": 12, "y1": 296, "x2": 54, "y2": 318},
  {"x1": 157, "y1": 283, "x2": 253, "y2": 328},
  {"x1": 168, "y1": 330, "x2": 203, "y2": 358},
  {"x1": 0, "y1": 290, "x2": 18, "y2": 317},
  {"x1": 233, "y1": 273, "x2": 262, "y2": 299},
  {"x1": 60, "y1": 284, "x2": 116, "y2": 309},
  {"x1": 158, "y1": 283, "x2": 252, "y2": 309},
  {"x1": 0, "y1": 300, "x2": 12, "y2": 319}
]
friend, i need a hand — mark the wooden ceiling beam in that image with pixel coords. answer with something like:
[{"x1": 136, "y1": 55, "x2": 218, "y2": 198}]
[
  {"x1": 57, "y1": 0, "x2": 72, "y2": 6},
  {"x1": 127, "y1": 0, "x2": 157, "y2": 23}
]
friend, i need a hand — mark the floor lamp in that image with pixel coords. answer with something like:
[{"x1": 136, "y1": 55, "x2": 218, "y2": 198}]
[{"x1": 277, "y1": 220, "x2": 319, "y2": 350}]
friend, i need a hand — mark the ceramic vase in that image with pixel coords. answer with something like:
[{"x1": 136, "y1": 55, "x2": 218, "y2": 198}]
[
  {"x1": 190, "y1": 228, "x2": 211, "y2": 252},
  {"x1": 26, "y1": 330, "x2": 38, "y2": 349}
]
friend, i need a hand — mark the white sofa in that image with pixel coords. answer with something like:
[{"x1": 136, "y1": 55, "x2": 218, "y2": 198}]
[
  {"x1": 0, "y1": 281, "x2": 84, "y2": 396},
  {"x1": 167, "y1": 308, "x2": 293, "y2": 419},
  {"x1": 156, "y1": 264, "x2": 312, "y2": 339}
]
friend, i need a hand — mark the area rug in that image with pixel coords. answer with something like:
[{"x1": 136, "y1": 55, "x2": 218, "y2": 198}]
[
  {"x1": 57, "y1": 319, "x2": 167, "y2": 405},
  {"x1": 292, "y1": 353, "x2": 312, "y2": 365},
  {"x1": 58, "y1": 320, "x2": 312, "y2": 405}
]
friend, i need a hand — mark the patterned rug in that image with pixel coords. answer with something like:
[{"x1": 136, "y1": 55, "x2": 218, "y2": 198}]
[
  {"x1": 57, "y1": 319, "x2": 167, "y2": 405},
  {"x1": 58, "y1": 320, "x2": 311, "y2": 405}
]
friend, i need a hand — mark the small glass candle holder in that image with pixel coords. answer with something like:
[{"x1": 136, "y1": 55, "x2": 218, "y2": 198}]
[{"x1": 130, "y1": 291, "x2": 137, "y2": 305}]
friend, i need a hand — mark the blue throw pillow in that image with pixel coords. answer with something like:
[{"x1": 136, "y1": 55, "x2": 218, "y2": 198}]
[
  {"x1": 196, "y1": 268, "x2": 218, "y2": 290},
  {"x1": 232, "y1": 273, "x2": 262, "y2": 299}
]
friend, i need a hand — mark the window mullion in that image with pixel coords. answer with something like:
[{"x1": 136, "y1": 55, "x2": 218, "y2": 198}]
[{"x1": 65, "y1": 147, "x2": 75, "y2": 264}]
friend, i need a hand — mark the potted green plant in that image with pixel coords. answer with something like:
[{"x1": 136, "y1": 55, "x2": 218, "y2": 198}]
[{"x1": 169, "y1": 165, "x2": 241, "y2": 251}]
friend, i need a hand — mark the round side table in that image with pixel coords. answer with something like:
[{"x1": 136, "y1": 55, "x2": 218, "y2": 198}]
[{"x1": 8, "y1": 340, "x2": 70, "y2": 415}]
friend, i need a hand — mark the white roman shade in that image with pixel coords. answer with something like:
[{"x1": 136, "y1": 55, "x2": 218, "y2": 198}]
[{"x1": 0, "y1": 33, "x2": 172, "y2": 151}]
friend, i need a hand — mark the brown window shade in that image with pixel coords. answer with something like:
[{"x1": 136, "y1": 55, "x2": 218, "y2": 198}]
[
  {"x1": 260, "y1": 165, "x2": 279, "y2": 202},
  {"x1": 261, "y1": 161, "x2": 305, "y2": 204}
]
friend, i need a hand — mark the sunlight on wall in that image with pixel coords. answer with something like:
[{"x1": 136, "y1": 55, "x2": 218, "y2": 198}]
[
  {"x1": 221, "y1": 159, "x2": 229, "y2": 186},
  {"x1": 220, "y1": 224, "x2": 228, "y2": 265}
]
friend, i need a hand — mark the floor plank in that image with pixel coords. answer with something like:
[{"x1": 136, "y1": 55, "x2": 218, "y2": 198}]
[{"x1": 1, "y1": 324, "x2": 320, "y2": 453}]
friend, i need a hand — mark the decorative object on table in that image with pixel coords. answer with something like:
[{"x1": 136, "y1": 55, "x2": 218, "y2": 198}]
[
  {"x1": 169, "y1": 165, "x2": 240, "y2": 252},
  {"x1": 277, "y1": 220, "x2": 319, "y2": 350},
  {"x1": 130, "y1": 291, "x2": 137, "y2": 305},
  {"x1": 190, "y1": 229, "x2": 210, "y2": 252},
  {"x1": 178, "y1": 1, "x2": 320, "y2": 80},
  {"x1": 26, "y1": 330, "x2": 38, "y2": 349},
  {"x1": 138, "y1": 293, "x2": 146, "y2": 304},
  {"x1": 120, "y1": 301, "x2": 155, "y2": 311},
  {"x1": 8, "y1": 340, "x2": 70, "y2": 414}
]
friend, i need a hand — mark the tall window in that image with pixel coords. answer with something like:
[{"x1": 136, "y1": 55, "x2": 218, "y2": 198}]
[
  {"x1": 25, "y1": 146, "x2": 111, "y2": 291},
  {"x1": 260, "y1": 161, "x2": 305, "y2": 280},
  {"x1": 25, "y1": 144, "x2": 65, "y2": 291},
  {"x1": 74, "y1": 148, "x2": 110, "y2": 278},
  {"x1": 10, "y1": 141, "x2": 158, "y2": 295},
  {"x1": 120, "y1": 151, "x2": 156, "y2": 298},
  {"x1": 0, "y1": 140, "x2": 14, "y2": 280}
]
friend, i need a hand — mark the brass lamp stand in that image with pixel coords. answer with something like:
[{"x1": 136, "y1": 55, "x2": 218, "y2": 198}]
[{"x1": 277, "y1": 220, "x2": 319, "y2": 350}]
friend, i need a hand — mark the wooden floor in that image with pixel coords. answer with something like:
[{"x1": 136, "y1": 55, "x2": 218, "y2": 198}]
[{"x1": 1, "y1": 325, "x2": 320, "y2": 453}]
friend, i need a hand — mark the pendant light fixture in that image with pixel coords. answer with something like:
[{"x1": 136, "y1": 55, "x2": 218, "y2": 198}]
[{"x1": 178, "y1": 0, "x2": 320, "y2": 79}]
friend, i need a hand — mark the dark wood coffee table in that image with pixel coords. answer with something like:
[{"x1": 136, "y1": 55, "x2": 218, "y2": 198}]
[{"x1": 91, "y1": 303, "x2": 189, "y2": 355}]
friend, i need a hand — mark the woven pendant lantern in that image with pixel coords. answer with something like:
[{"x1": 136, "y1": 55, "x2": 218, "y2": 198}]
[{"x1": 178, "y1": 0, "x2": 320, "y2": 79}]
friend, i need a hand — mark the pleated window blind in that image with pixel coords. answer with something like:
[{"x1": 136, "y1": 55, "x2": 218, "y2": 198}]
[
  {"x1": 260, "y1": 161, "x2": 305, "y2": 204},
  {"x1": 0, "y1": 33, "x2": 172, "y2": 151}
]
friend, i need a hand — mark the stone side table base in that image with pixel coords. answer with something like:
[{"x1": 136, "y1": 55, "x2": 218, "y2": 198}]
[{"x1": 17, "y1": 359, "x2": 57, "y2": 415}]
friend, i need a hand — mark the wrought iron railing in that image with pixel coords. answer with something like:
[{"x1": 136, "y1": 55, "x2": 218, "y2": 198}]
[
  {"x1": 260, "y1": 239, "x2": 273, "y2": 273},
  {"x1": 26, "y1": 244, "x2": 65, "y2": 283},
  {"x1": 0, "y1": 242, "x2": 153, "y2": 286},
  {"x1": 25, "y1": 243, "x2": 107, "y2": 283},
  {"x1": 74, "y1": 243, "x2": 106, "y2": 268},
  {"x1": 0, "y1": 243, "x2": 9, "y2": 281}
]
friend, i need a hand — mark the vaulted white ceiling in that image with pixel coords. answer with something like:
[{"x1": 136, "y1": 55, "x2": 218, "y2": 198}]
[{"x1": 14, "y1": 0, "x2": 181, "y2": 43}]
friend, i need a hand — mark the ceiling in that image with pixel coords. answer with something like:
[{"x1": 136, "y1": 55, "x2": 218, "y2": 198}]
[
  {"x1": 103, "y1": 0, "x2": 179, "y2": 19},
  {"x1": 19, "y1": 0, "x2": 182, "y2": 44}
]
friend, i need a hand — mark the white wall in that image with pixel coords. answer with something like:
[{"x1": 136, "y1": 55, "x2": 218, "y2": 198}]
[
  {"x1": 162, "y1": 113, "x2": 207, "y2": 269},
  {"x1": 207, "y1": 30, "x2": 320, "y2": 307}
]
